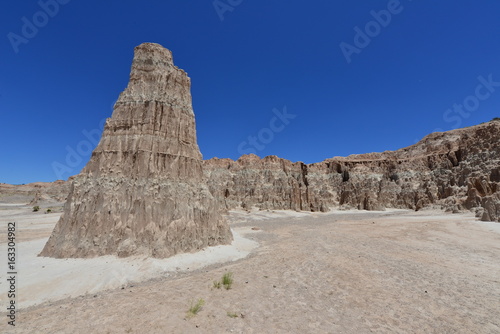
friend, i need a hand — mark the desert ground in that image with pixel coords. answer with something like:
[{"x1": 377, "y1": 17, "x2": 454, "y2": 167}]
[{"x1": 1, "y1": 203, "x2": 499, "y2": 334}]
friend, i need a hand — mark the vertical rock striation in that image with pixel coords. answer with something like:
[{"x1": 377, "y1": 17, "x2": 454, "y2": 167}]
[
  {"x1": 204, "y1": 121, "x2": 500, "y2": 222},
  {"x1": 40, "y1": 43, "x2": 232, "y2": 258}
]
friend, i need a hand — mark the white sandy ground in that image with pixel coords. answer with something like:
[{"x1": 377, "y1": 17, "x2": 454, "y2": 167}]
[
  {"x1": 1, "y1": 205, "x2": 500, "y2": 333},
  {"x1": 0, "y1": 207, "x2": 258, "y2": 309}
]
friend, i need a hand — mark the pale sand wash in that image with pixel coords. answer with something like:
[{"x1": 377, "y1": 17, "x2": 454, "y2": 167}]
[
  {"x1": 0, "y1": 204, "x2": 256, "y2": 310},
  {"x1": 1, "y1": 205, "x2": 500, "y2": 333}
]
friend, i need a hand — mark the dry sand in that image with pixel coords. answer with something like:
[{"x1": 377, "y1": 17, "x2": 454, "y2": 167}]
[
  {"x1": 1, "y1": 204, "x2": 499, "y2": 333},
  {"x1": 0, "y1": 205, "x2": 258, "y2": 310}
]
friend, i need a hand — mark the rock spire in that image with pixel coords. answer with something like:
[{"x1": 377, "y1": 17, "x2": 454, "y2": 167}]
[{"x1": 40, "y1": 43, "x2": 233, "y2": 258}]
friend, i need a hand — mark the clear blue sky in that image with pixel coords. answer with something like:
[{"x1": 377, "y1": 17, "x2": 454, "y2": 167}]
[{"x1": 2, "y1": 0, "x2": 500, "y2": 184}]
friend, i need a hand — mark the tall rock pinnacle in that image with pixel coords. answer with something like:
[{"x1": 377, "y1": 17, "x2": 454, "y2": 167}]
[{"x1": 40, "y1": 43, "x2": 233, "y2": 258}]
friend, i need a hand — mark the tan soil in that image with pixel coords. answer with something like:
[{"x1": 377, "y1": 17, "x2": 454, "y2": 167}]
[{"x1": 2, "y1": 208, "x2": 500, "y2": 333}]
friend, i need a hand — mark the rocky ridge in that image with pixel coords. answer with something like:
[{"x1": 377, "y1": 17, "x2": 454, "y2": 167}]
[
  {"x1": 39, "y1": 43, "x2": 232, "y2": 258},
  {"x1": 204, "y1": 120, "x2": 500, "y2": 222},
  {"x1": 0, "y1": 180, "x2": 70, "y2": 205}
]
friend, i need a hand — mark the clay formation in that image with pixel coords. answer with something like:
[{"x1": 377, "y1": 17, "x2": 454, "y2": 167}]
[
  {"x1": 204, "y1": 120, "x2": 500, "y2": 222},
  {"x1": 40, "y1": 43, "x2": 233, "y2": 258}
]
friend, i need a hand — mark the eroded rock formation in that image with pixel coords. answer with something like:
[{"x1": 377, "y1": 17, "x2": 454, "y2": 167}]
[
  {"x1": 204, "y1": 121, "x2": 500, "y2": 222},
  {"x1": 0, "y1": 180, "x2": 70, "y2": 205},
  {"x1": 40, "y1": 43, "x2": 232, "y2": 258}
]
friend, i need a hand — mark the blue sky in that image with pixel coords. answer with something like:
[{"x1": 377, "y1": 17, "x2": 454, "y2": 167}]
[{"x1": 2, "y1": 0, "x2": 500, "y2": 184}]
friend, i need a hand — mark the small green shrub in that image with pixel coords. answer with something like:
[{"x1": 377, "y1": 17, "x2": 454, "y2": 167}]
[
  {"x1": 213, "y1": 272, "x2": 234, "y2": 290},
  {"x1": 222, "y1": 272, "x2": 233, "y2": 290},
  {"x1": 492, "y1": 117, "x2": 500, "y2": 122},
  {"x1": 227, "y1": 312, "x2": 239, "y2": 318},
  {"x1": 46, "y1": 208, "x2": 52, "y2": 214},
  {"x1": 187, "y1": 298, "x2": 205, "y2": 317},
  {"x1": 33, "y1": 206, "x2": 40, "y2": 212}
]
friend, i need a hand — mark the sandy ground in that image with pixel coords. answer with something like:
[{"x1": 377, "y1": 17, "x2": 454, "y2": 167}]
[
  {"x1": 1, "y1": 205, "x2": 499, "y2": 333},
  {"x1": 0, "y1": 205, "x2": 258, "y2": 309}
]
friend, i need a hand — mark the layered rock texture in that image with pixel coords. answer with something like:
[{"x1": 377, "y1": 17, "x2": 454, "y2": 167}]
[
  {"x1": 0, "y1": 180, "x2": 70, "y2": 205},
  {"x1": 40, "y1": 43, "x2": 232, "y2": 258},
  {"x1": 33, "y1": 42, "x2": 500, "y2": 261},
  {"x1": 204, "y1": 121, "x2": 500, "y2": 222}
]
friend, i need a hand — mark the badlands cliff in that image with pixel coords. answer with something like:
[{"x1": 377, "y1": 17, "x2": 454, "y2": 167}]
[
  {"x1": 10, "y1": 42, "x2": 498, "y2": 260},
  {"x1": 0, "y1": 180, "x2": 69, "y2": 205},
  {"x1": 204, "y1": 120, "x2": 500, "y2": 222},
  {"x1": 39, "y1": 43, "x2": 232, "y2": 258}
]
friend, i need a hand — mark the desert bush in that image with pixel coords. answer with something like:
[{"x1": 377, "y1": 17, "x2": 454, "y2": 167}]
[
  {"x1": 33, "y1": 206, "x2": 40, "y2": 212},
  {"x1": 187, "y1": 298, "x2": 205, "y2": 317},
  {"x1": 213, "y1": 272, "x2": 234, "y2": 290},
  {"x1": 222, "y1": 272, "x2": 234, "y2": 290},
  {"x1": 227, "y1": 312, "x2": 239, "y2": 318}
]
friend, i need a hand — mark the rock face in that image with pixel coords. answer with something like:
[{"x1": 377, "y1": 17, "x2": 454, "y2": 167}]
[
  {"x1": 204, "y1": 121, "x2": 500, "y2": 222},
  {"x1": 0, "y1": 180, "x2": 70, "y2": 205},
  {"x1": 40, "y1": 43, "x2": 232, "y2": 258}
]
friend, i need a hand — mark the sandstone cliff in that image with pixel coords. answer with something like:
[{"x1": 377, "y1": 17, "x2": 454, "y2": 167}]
[
  {"x1": 40, "y1": 43, "x2": 233, "y2": 258},
  {"x1": 204, "y1": 121, "x2": 500, "y2": 222}
]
